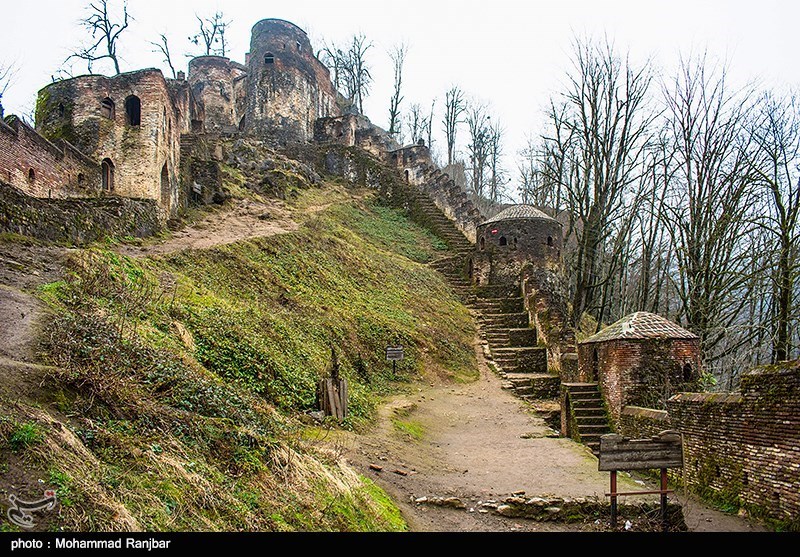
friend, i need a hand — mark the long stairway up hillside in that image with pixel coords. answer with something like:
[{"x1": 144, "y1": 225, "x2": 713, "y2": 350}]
[
  {"x1": 407, "y1": 181, "x2": 561, "y2": 407},
  {"x1": 473, "y1": 285, "x2": 560, "y2": 402}
]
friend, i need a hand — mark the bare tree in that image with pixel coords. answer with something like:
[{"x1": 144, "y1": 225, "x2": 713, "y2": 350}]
[
  {"x1": 405, "y1": 103, "x2": 424, "y2": 144},
  {"x1": 337, "y1": 34, "x2": 373, "y2": 114},
  {"x1": 388, "y1": 43, "x2": 408, "y2": 139},
  {"x1": 426, "y1": 98, "x2": 436, "y2": 150},
  {"x1": 661, "y1": 54, "x2": 759, "y2": 375},
  {"x1": 465, "y1": 101, "x2": 490, "y2": 198},
  {"x1": 150, "y1": 34, "x2": 177, "y2": 79},
  {"x1": 190, "y1": 12, "x2": 231, "y2": 57},
  {"x1": 541, "y1": 35, "x2": 655, "y2": 328},
  {"x1": 749, "y1": 91, "x2": 800, "y2": 362},
  {"x1": 0, "y1": 61, "x2": 18, "y2": 118},
  {"x1": 443, "y1": 86, "x2": 466, "y2": 166},
  {"x1": 320, "y1": 43, "x2": 344, "y2": 92},
  {"x1": 487, "y1": 121, "x2": 507, "y2": 203},
  {"x1": 68, "y1": 0, "x2": 131, "y2": 75}
]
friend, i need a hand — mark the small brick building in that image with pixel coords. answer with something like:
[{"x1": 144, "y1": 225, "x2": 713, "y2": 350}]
[
  {"x1": 578, "y1": 311, "x2": 701, "y2": 427},
  {"x1": 471, "y1": 204, "x2": 563, "y2": 286}
]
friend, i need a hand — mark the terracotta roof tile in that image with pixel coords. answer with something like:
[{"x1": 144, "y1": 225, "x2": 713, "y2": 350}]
[
  {"x1": 580, "y1": 311, "x2": 698, "y2": 344},
  {"x1": 482, "y1": 204, "x2": 557, "y2": 225}
]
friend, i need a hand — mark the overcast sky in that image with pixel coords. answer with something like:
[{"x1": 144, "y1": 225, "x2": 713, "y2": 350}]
[{"x1": 3, "y1": 0, "x2": 798, "y2": 198}]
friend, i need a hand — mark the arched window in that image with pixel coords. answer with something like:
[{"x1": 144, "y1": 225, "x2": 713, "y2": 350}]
[
  {"x1": 404, "y1": 169, "x2": 410, "y2": 183},
  {"x1": 479, "y1": 237, "x2": 485, "y2": 251},
  {"x1": 101, "y1": 158, "x2": 115, "y2": 192},
  {"x1": 547, "y1": 236, "x2": 554, "y2": 247},
  {"x1": 264, "y1": 52, "x2": 275, "y2": 64},
  {"x1": 58, "y1": 103, "x2": 65, "y2": 117},
  {"x1": 160, "y1": 163, "x2": 170, "y2": 208},
  {"x1": 77, "y1": 173, "x2": 85, "y2": 185},
  {"x1": 499, "y1": 236, "x2": 508, "y2": 246},
  {"x1": 27, "y1": 168, "x2": 35, "y2": 183},
  {"x1": 683, "y1": 363, "x2": 693, "y2": 382},
  {"x1": 101, "y1": 97, "x2": 115, "y2": 119},
  {"x1": 125, "y1": 95, "x2": 141, "y2": 126}
]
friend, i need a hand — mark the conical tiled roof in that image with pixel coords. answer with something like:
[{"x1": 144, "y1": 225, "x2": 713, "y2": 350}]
[
  {"x1": 482, "y1": 204, "x2": 557, "y2": 225},
  {"x1": 580, "y1": 312, "x2": 698, "y2": 344}
]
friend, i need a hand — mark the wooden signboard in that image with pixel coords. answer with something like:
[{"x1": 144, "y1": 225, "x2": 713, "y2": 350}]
[
  {"x1": 598, "y1": 430, "x2": 683, "y2": 529},
  {"x1": 386, "y1": 346, "x2": 404, "y2": 361},
  {"x1": 598, "y1": 430, "x2": 683, "y2": 471}
]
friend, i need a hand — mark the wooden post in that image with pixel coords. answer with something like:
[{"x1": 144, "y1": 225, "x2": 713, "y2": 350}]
[
  {"x1": 610, "y1": 470, "x2": 617, "y2": 528},
  {"x1": 661, "y1": 468, "x2": 668, "y2": 531}
]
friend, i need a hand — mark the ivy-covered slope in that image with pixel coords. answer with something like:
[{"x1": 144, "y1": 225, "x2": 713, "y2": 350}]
[{"x1": 0, "y1": 188, "x2": 477, "y2": 532}]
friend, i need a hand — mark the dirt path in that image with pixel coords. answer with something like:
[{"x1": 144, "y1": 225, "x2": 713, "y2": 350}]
[
  {"x1": 341, "y1": 337, "x2": 769, "y2": 532},
  {"x1": 118, "y1": 199, "x2": 301, "y2": 258}
]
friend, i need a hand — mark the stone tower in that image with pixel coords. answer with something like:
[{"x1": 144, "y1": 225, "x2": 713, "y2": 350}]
[
  {"x1": 471, "y1": 204, "x2": 563, "y2": 286},
  {"x1": 188, "y1": 56, "x2": 248, "y2": 134},
  {"x1": 244, "y1": 19, "x2": 340, "y2": 144}
]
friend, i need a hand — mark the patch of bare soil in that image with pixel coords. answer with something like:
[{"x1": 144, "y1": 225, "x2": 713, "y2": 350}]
[
  {"x1": 118, "y1": 199, "x2": 301, "y2": 258},
  {"x1": 340, "y1": 337, "x2": 769, "y2": 532}
]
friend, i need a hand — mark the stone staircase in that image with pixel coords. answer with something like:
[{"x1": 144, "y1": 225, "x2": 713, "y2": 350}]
[
  {"x1": 406, "y1": 170, "x2": 559, "y2": 405},
  {"x1": 474, "y1": 285, "x2": 560, "y2": 401},
  {"x1": 563, "y1": 383, "x2": 611, "y2": 455}
]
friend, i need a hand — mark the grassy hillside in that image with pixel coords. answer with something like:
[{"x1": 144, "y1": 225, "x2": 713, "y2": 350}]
[{"x1": 0, "y1": 187, "x2": 477, "y2": 531}]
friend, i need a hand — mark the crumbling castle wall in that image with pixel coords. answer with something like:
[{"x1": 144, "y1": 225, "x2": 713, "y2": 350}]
[
  {"x1": 0, "y1": 116, "x2": 100, "y2": 198},
  {"x1": 36, "y1": 69, "x2": 184, "y2": 216},
  {"x1": 245, "y1": 19, "x2": 339, "y2": 144},
  {"x1": 614, "y1": 363, "x2": 800, "y2": 527},
  {"x1": 0, "y1": 181, "x2": 161, "y2": 244},
  {"x1": 667, "y1": 364, "x2": 800, "y2": 526},
  {"x1": 579, "y1": 338, "x2": 701, "y2": 427},
  {"x1": 189, "y1": 56, "x2": 247, "y2": 134}
]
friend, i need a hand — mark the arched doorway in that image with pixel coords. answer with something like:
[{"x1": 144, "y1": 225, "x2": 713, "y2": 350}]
[
  {"x1": 101, "y1": 159, "x2": 114, "y2": 193},
  {"x1": 160, "y1": 163, "x2": 170, "y2": 210}
]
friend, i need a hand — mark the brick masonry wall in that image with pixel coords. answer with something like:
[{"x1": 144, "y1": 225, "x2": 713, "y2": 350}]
[
  {"x1": 474, "y1": 218, "x2": 563, "y2": 286},
  {"x1": 578, "y1": 338, "x2": 700, "y2": 428},
  {"x1": 189, "y1": 56, "x2": 247, "y2": 133},
  {"x1": 37, "y1": 69, "x2": 183, "y2": 216},
  {"x1": 0, "y1": 117, "x2": 100, "y2": 198},
  {"x1": 618, "y1": 406, "x2": 671, "y2": 439},
  {"x1": 522, "y1": 268, "x2": 574, "y2": 373},
  {"x1": 667, "y1": 364, "x2": 800, "y2": 525},
  {"x1": 245, "y1": 19, "x2": 339, "y2": 144},
  {"x1": 0, "y1": 181, "x2": 161, "y2": 245},
  {"x1": 613, "y1": 364, "x2": 800, "y2": 526}
]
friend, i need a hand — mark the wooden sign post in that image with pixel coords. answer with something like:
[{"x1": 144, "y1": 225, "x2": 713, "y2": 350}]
[
  {"x1": 386, "y1": 345, "x2": 404, "y2": 375},
  {"x1": 598, "y1": 430, "x2": 683, "y2": 530}
]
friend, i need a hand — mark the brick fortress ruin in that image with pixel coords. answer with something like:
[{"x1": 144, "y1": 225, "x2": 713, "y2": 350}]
[
  {"x1": 1, "y1": 19, "x2": 347, "y2": 222},
  {"x1": 1, "y1": 16, "x2": 796, "y2": 528}
]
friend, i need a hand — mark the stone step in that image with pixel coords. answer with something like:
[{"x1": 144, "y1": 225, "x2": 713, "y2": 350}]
[
  {"x1": 508, "y1": 327, "x2": 537, "y2": 347},
  {"x1": 475, "y1": 285, "x2": 521, "y2": 299},
  {"x1": 495, "y1": 363, "x2": 549, "y2": 374},
  {"x1": 571, "y1": 398, "x2": 604, "y2": 409},
  {"x1": 481, "y1": 317, "x2": 530, "y2": 329},
  {"x1": 569, "y1": 391, "x2": 602, "y2": 401},
  {"x1": 563, "y1": 382, "x2": 600, "y2": 392},
  {"x1": 472, "y1": 298, "x2": 526, "y2": 313},
  {"x1": 573, "y1": 407, "x2": 606, "y2": 417},
  {"x1": 576, "y1": 416, "x2": 610, "y2": 426},
  {"x1": 578, "y1": 433, "x2": 604, "y2": 444}
]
